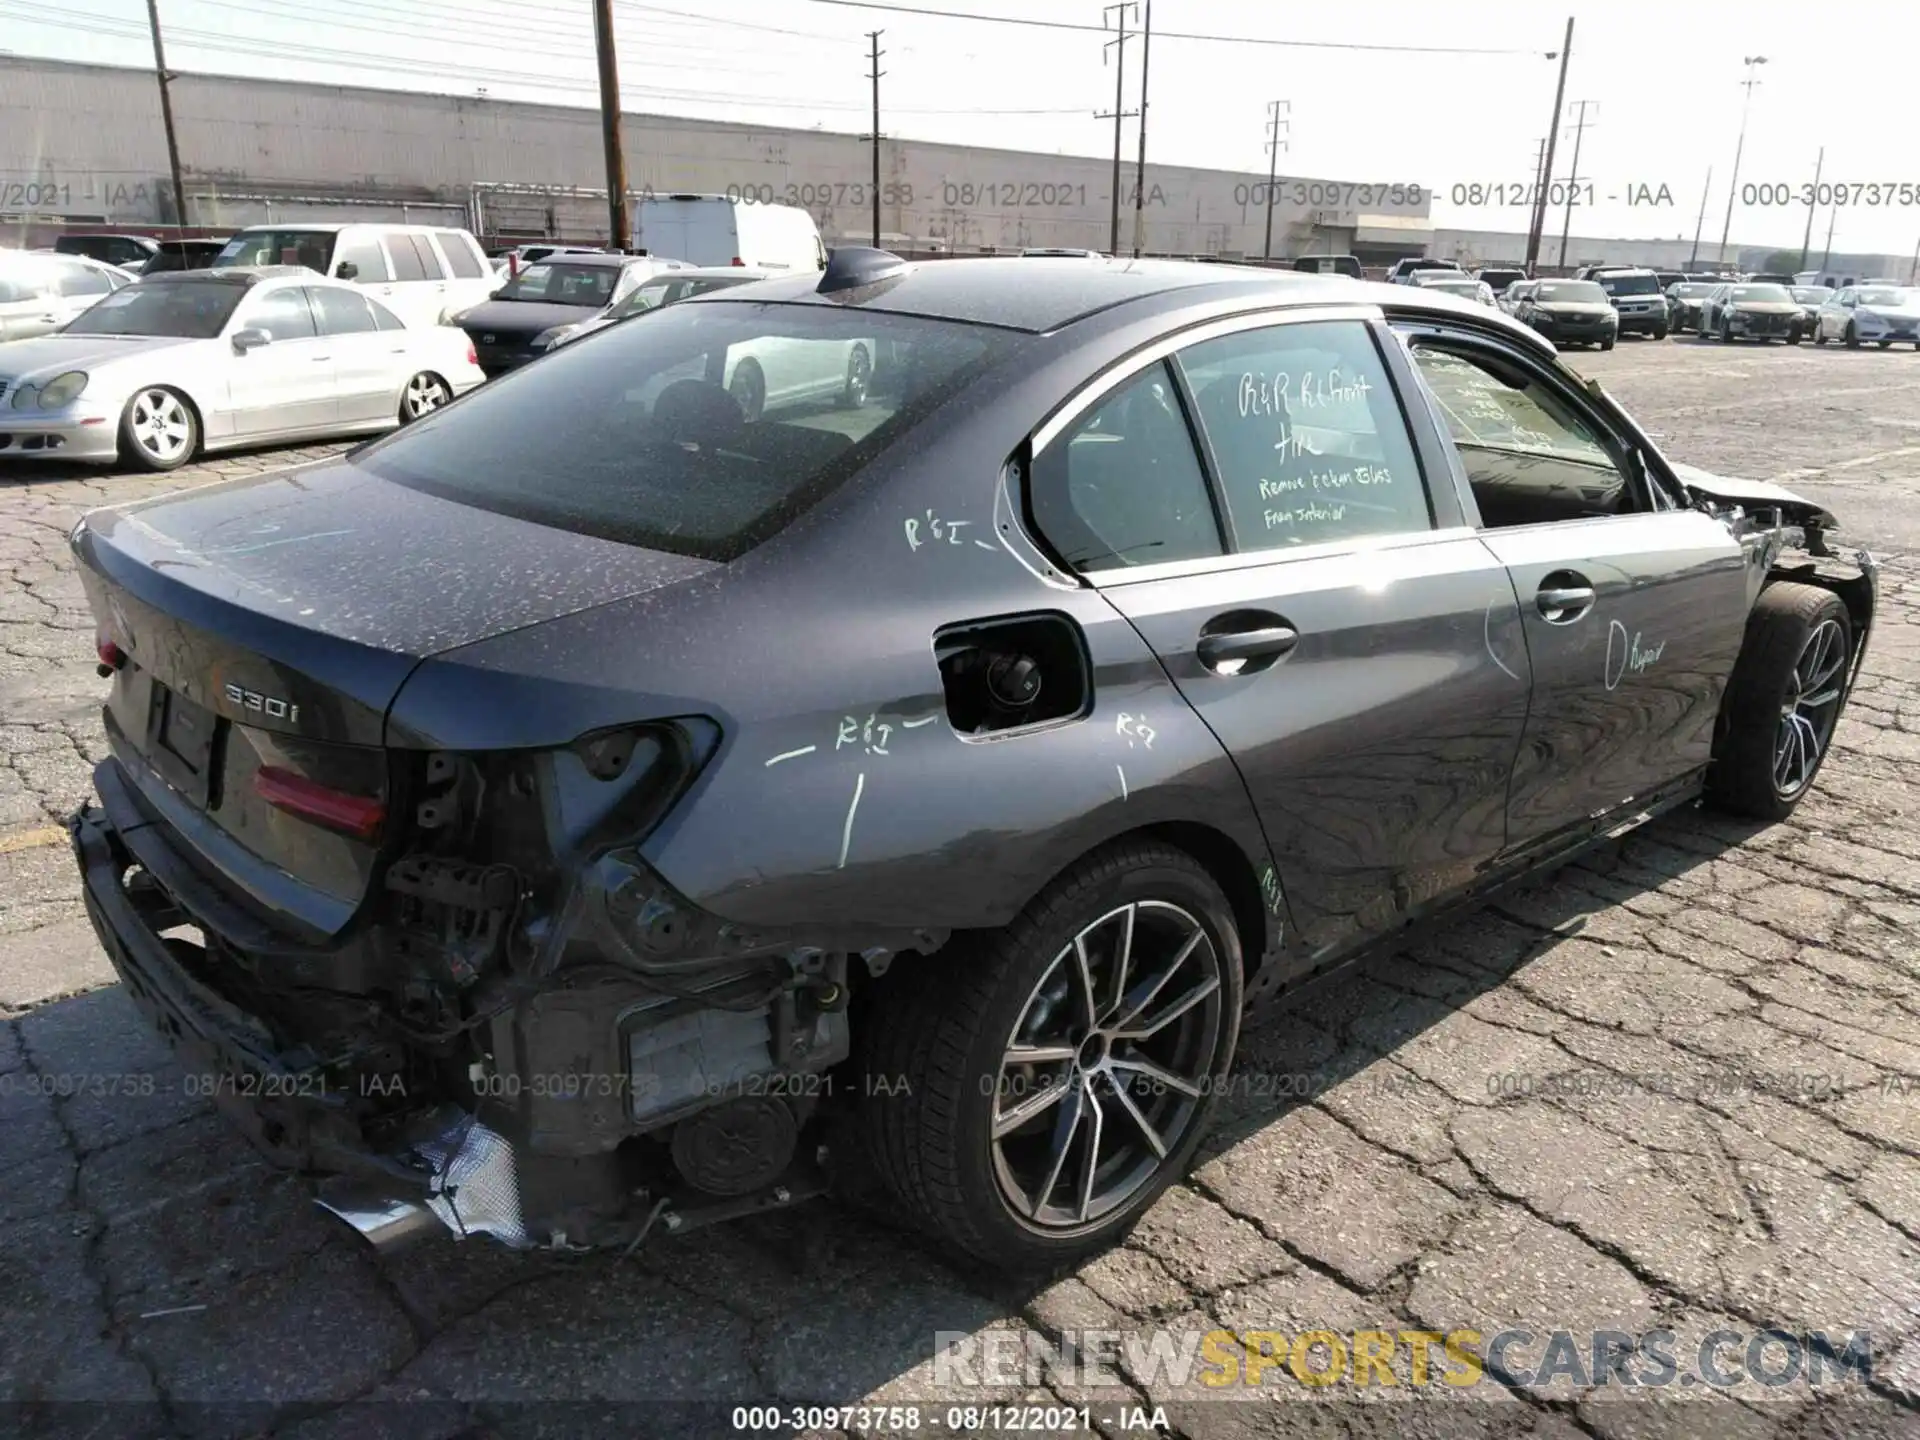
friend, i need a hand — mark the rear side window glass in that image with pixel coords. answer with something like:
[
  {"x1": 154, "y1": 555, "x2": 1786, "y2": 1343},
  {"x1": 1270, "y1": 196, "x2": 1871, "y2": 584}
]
[
  {"x1": 52, "y1": 261, "x2": 111, "y2": 297},
  {"x1": 1177, "y1": 321, "x2": 1431, "y2": 551},
  {"x1": 408, "y1": 234, "x2": 446, "y2": 280},
  {"x1": 386, "y1": 236, "x2": 427, "y2": 282},
  {"x1": 310, "y1": 286, "x2": 378, "y2": 335},
  {"x1": 435, "y1": 231, "x2": 484, "y2": 278},
  {"x1": 368, "y1": 296, "x2": 406, "y2": 331},
  {"x1": 239, "y1": 287, "x2": 318, "y2": 341},
  {"x1": 334, "y1": 233, "x2": 392, "y2": 283},
  {"x1": 353, "y1": 303, "x2": 1015, "y2": 562},
  {"x1": 1029, "y1": 362, "x2": 1222, "y2": 573}
]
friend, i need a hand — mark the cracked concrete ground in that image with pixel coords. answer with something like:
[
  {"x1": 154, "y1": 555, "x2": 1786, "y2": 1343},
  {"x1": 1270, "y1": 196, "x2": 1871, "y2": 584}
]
[{"x1": 3, "y1": 343, "x2": 1920, "y2": 1439}]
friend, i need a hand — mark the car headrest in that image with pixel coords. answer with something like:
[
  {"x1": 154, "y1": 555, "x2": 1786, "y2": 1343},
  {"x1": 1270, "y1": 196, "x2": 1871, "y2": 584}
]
[{"x1": 651, "y1": 378, "x2": 747, "y2": 447}]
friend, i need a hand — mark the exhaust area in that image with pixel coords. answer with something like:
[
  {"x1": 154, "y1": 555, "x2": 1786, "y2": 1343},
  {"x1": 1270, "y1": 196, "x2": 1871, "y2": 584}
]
[
  {"x1": 313, "y1": 1109, "x2": 530, "y2": 1253},
  {"x1": 315, "y1": 1179, "x2": 449, "y2": 1254}
]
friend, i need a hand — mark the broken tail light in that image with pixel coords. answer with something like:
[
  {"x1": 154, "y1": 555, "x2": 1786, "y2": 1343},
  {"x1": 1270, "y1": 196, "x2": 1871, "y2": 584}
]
[{"x1": 255, "y1": 766, "x2": 386, "y2": 840}]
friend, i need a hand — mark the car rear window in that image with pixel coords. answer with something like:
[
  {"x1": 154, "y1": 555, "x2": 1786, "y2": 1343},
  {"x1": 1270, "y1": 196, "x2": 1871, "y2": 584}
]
[
  {"x1": 1730, "y1": 285, "x2": 1791, "y2": 302},
  {"x1": 1597, "y1": 272, "x2": 1660, "y2": 295},
  {"x1": 1534, "y1": 281, "x2": 1607, "y2": 303},
  {"x1": 352, "y1": 302, "x2": 1017, "y2": 561}
]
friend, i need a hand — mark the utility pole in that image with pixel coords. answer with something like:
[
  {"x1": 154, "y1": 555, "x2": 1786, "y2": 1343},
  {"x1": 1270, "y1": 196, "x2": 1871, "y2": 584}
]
[
  {"x1": 1820, "y1": 202, "x2": 1836, "y2": 269},
  {"x1": 1798, "y1": 147, "x2": 1823, "y2": 270},
  {"x1": 1524, "y1": 17, "x2": 1574, "y2": 275},
  {"x1": 1096, "y1": 3, "x2": 1136, "y2": 256},
  {"x1": 1556, "y1": 100, "x2": 1595, "y2": 270},
  {"x1": 1688, "y1": 166, "x2": 1711, "y2": 268},
  {"x1": 1262, "y1": 100, "x2": 1288, "y2": 260},
  {"x1": 144, "y1": 0, "x2": 188, "y2": 228},
  {"x1": 1717, "y1": 55, "x2": 1767, "y2": 265},
  {"x1": 590, "y1": 0, "x2": 631, "y2": 249},
  {"x1": 866, "y1": 30, "x2": 885, "y2": 247},
  {"x1": 1130, "y1": 0, "x2": 1151, "y2": 256},
  {"x1": 1908, "y1": 233, "x2": 1918, "y2": 283}
]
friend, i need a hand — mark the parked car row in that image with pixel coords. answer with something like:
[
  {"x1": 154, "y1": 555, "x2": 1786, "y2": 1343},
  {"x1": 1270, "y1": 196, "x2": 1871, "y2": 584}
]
[{"x1": 0, "y1": 203, "x2": 847, "y2": 472}]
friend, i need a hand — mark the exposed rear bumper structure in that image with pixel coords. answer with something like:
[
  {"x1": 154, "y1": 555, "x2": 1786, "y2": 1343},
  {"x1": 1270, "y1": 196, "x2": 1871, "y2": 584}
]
[{"x1": 69, "y1": 783, "x2": 531, "y2": 1250}]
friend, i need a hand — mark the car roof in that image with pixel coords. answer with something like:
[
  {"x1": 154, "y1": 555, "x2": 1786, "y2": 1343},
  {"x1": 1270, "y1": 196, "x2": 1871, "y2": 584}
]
[
  {"x1": 682, "y1": 255, "x2": 1550, "y2": 343},
  {"x1": 657, "y1": 265, "x2": 780, "y2": 280}
]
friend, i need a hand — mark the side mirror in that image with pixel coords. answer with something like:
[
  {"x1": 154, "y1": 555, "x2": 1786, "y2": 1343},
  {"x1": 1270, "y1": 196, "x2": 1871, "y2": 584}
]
[
  {"x1": 231, "y1": 328, "x2": 272, "y2": 353},
  {"x1": 336, "y1": 261, "x2": 360, "y2": 281}
]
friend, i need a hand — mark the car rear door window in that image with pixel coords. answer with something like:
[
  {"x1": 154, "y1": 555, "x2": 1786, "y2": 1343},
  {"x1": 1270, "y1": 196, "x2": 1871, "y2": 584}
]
[
  {"x1": 408, "y1": 234, "x2": 447, "y2": 281},
  {"x1": 239, "y1": 287, "x2": 319, "y2": 341},
  {"x1": 435, "y1": 231, "x2": 484, "y2": 278},
  {"x1": 1175, "y1": 321, "x2": 1431, "y2": 551},
  {"x1": 51, "y1": 260, "x2": 112, "y2": 298},
  {"x1": 386, "y1": 236, "x2": 428, "y2": 282},
  {"x1": 367, "y1": 296, "x2": 407, "y2": 331},
  {"x1": 335, "y1": 233, "x2": 392, "y2": 283},
  {"x1": 1028, "y1": 362, "x2": 1223, "y2": 574},
  {"x1": 310, "y1": 285, "x2": 379, "y2": 334}
]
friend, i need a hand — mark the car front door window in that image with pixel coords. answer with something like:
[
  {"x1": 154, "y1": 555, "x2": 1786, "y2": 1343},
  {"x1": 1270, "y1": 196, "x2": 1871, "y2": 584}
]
[{"x1": 238, "y1": 287, "x2": 319, "y2": 341}]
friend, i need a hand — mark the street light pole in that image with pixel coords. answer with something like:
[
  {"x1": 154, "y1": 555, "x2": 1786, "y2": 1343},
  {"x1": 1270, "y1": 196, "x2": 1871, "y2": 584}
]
[
  {"x1": 1716, "y1": 55, "x2": 1767, "y2": 266},
  {"x1": 1524, "y1": 17, "x2": 1574, "y2": 275},
  {"x1": 1798, "y1": 146, "x2": 1823, "y2": 270},
  {"x1": 1688, "y1": 165, "x2": 1711, "y2": 268}
]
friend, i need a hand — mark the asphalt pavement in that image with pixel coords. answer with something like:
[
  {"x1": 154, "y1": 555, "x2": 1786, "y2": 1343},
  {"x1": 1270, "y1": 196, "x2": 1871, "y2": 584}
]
[{"x1": 3, "y1": 338, "x2": 1920, "y2": 1439}]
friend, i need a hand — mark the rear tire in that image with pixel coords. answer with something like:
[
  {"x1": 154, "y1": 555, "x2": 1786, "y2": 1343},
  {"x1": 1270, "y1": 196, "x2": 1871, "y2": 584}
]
[
  {"x1": 399, "y1": 372, "x2": 451, "y2": 423},
  {"x1": 859, "y1": 841, "x2": 1242, "y2": 1272},
  {"x1": 728, "y1": 359, "x2": 766, "y2": 422},
  {"x1": 1600, "y1": 338, "x2": 1615, "y2": 351},
  {"x1": 118, "y1": 387, "x2": 199, "y2": 472},
  {"x1": 840, "y1": 344, "x2": 871, "y2": 409},
  {"x1": 1707, "y1": 582, "x2": 1852, "y2": 823},
  {"x1": 1845, "y1": 322, "x2": 1860, "y2": 348}
]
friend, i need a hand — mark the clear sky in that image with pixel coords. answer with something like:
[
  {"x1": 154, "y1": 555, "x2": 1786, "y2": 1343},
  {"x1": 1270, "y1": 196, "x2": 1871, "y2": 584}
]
[{"x1": 6, "y1": 0, "x2": 1918, "y2": 259}]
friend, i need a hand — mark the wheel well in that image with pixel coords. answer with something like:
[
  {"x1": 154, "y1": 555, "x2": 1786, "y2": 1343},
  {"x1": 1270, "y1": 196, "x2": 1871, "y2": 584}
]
[{"x1": 1132, "y1": 820, "x2": 1272, "y2": 982}]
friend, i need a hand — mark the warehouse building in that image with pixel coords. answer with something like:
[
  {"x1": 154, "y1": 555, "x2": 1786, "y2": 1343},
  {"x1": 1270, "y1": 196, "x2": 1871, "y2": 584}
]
[{"x1": 2, "y1": 56, "x2": 1432, "y2": 261}]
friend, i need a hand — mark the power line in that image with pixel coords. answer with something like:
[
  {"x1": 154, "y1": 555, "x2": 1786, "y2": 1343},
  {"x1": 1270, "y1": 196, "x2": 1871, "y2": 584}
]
[
  {"x1": 0, "y1": 7, "x2": 1090, "y2": 114},
  {"x1": 799, "y1": 0, "x2": 1550, "y2": 55}
]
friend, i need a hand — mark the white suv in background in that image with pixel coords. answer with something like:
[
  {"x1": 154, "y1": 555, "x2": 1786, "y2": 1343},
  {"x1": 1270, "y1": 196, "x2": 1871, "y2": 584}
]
[{"x1": 212, "y1": 224, "x2": 496, "y2": 326}]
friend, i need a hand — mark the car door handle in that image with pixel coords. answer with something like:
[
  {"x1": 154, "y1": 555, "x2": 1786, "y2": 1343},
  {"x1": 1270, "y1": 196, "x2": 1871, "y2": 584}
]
[
  {"x1": 1197, "y1": 625, "x2": 1299, "y2": 669},
  {"x1": 1537, "y1": 581, "x2": 1596, "y2": 622}
]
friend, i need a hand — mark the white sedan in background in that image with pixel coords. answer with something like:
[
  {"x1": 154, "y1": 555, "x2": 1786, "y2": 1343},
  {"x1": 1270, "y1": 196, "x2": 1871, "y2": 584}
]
[
  {"x1": 0, "y1": 250, "x2": 136, "y2": 341},
  {"x1": 1813, "y1": 284, "x2": 1920, "y2": 349},
  {"x1": 0, "y1": 266, "x2": 484, "y2": 471}
]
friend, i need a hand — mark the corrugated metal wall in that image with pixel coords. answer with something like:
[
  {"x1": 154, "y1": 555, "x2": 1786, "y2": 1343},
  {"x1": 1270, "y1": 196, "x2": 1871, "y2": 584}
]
[{"x1": 0, "y1": 57, "x2": 1430, "y2": 255}]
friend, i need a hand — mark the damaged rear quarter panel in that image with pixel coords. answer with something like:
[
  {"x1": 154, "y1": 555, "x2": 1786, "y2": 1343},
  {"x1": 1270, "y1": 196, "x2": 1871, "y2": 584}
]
[{"x1": 384, "y1": 317, "x2": 1280, "y2": 950}]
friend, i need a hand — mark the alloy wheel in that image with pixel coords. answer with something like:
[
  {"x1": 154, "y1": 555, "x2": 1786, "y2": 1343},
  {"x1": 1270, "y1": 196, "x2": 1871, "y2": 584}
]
[
  {"x1": 131, "y1": 389, "x2": 192, "y2": 465},
  {"x1": 404, "y1": 373, "x2": 450, "y2": 420},
  {"x1": 990, "y1": 900, "x2": 1224, "y2": 1231},
  {"x1": 1775, "y1": 617, "x2": 1848, "y2": 798}
]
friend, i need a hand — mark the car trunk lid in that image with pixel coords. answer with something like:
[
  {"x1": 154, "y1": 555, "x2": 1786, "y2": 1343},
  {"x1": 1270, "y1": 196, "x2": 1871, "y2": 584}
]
[{"x1": 76, "y1": 460, "x2": 717, "y2": 937}]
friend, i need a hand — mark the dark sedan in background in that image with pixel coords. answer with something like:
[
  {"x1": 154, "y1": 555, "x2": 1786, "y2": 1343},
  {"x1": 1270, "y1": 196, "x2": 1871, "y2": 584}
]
[
  {"x1": 1699, "y1": 282, "x2": 1802, "y2": 343},
  {"x1": 66, "y1": 253, "x2": 1874, "y2": 1275},
  {"x1": 451, "y1": 252, "x2": 690, "y2": 377},
  {"x1": 1511, "y1": 278, "x2": 1619, "y2": 349}
]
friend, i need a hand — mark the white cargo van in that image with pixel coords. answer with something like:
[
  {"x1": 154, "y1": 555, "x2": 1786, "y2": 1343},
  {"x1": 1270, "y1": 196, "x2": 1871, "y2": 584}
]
[
  {"x1": 212, "y1": 224, "x2": 497, "y2": 326},
  {"x1": 633, "y1": 195, "x2": 826, "y2": 272}
]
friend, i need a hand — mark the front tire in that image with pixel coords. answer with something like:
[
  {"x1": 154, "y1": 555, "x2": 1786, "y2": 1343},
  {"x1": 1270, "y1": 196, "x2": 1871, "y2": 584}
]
[
  {"x1": 1845, "y1": 321, "x2": 1860, "y2": 348},
  {"x1": 1707, "y1": 582, "x2": 1852, "y2": 822},
  {"x1": 118, "y1": 387, "x2": 199, "y2": 472},
  {"x1": 1600, "y1": 337, "x2": 1615, "y2": 351},
  {"x1": 860, "y1": 841, "x2": 1243, "y2": 1271}
]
